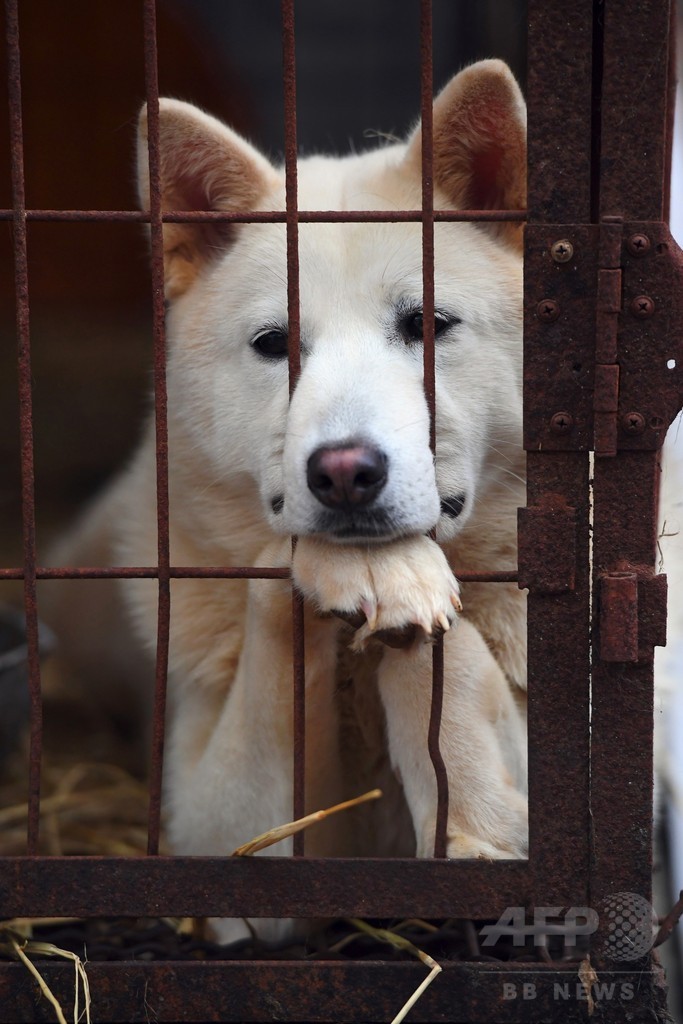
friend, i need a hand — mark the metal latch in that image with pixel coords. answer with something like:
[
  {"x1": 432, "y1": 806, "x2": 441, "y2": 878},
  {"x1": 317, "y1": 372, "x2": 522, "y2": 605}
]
[{"x1": 599, "y1": 570, "x2": 668, "y2": 662}]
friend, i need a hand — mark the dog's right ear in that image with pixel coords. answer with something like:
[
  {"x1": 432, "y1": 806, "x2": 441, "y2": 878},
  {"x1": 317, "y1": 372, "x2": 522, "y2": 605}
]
[
  {"x1": 138, "y1": 100, "x2": 279, "y2": 300},
  {"x1": 404, "y1": 60, "x2": 526, "y2": 249}
]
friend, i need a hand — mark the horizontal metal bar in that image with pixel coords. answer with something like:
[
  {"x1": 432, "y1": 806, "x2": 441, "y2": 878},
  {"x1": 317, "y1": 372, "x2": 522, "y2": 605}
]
[
  {"x1": 0, "y1": 856, "x2": 529, "y2": 919},
  {"x1": 4, "y1": 566, "x2": 291, "y2": 580},
  {"x1": 0, "y1": 208, "x2": 528, "y2": 224},
  {"x1": 3, "y1": 566, "x2": 518, "y2": 583},
  {"x1": 0, "y1": 959, "x2": 626, "y2": 1024}
]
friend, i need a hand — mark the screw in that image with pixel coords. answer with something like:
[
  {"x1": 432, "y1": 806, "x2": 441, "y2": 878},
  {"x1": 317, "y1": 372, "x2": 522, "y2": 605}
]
[
  {"x1": 537, "y1": 298, "x2": 560, "y2": 322},
  {"x1": 550, "y1": 412, "x2": 574, "y2": 434},
  {"x1": 621, "y1": 411, "x2": 646, "y2": 434},
  {"x1": 626, "y1": 233, "x2": 651, "y2": 257},
  {"x1": 550, "y1": 239, "x2": 574, "y2": 263},
  {"x1": 630, "y1": 295, "x2": 655, "y2": 318}
]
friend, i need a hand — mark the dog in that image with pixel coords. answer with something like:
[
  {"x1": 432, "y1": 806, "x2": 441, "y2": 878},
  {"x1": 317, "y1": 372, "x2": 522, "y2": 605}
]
[{"x1": 45, "y1": 59, "x2": 529, "y2": 944}]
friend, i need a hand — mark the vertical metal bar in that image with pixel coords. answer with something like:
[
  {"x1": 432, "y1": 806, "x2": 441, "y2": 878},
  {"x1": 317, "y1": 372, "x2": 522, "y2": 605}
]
[
  {"x1": 524, "y1": 0, "x2": 594, "y2": 903},
  {"x1": 281, "y1": 0, "x2": 306, "y2": 854},
  {"x1": 282, "y1": 0, "x2": 301, "y2": 393},
  {"x1": 526, "y1": 0, "x2": 594, "y2": 222},
  {"x1": 428, "y1": 641, "x2": 448, "y2": 858},
  {"x1": 419, "y1": 0, "x2": 436, "y2": 457},
  {"x1": 5, "y1": 0, "x2": 42, "y2": 855},
  {"x1": 589, "y1": 0, "x2": 674, "y2": 925},
  {"x1": 598, "y1": 0, "x2": 672, "y2": 222},
  {"x1": 419, "y1": 0, "x2": 449, "y2": 859},
  {"x1": 590, "y1": 459, "x2": 658, "y2": 907},
  {"x1": 662, "y1": 0, "x2": 677, "y2": 225},
  {"x1": 142, "y1": 0, "x2": 171, "y2": 856}
]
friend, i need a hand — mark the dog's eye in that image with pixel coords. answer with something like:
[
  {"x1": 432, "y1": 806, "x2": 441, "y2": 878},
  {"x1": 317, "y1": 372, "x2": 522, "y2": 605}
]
[
  {"x1": 400, "y1": 310, "x2": 455, "y2": 344},
  {"x1": 252, "y1": 329, "x2": 288, "y2": 359}
]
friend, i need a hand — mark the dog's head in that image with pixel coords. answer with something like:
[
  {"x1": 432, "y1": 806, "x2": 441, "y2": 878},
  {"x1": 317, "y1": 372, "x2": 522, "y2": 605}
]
[{"x1": 138, "y1": 61, "x2": 526, "y2": 547}]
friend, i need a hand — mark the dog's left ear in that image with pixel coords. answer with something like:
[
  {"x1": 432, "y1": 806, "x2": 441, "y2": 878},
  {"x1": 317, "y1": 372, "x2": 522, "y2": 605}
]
[{"x1": 405, "y1": 60, "x2": 526, "y2": 248}]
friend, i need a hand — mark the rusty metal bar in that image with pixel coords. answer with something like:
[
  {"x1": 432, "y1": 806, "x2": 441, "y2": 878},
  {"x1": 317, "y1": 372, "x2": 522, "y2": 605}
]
[
  {"x1": 590, "y1": 455, "x2": 660, "y2": 909},
  {"x1": 282, "y1": 0, "x2": 301, "y2": 392},
  {"x1": 524, "y1": 0, "x2": 594, "y2": 907},
  {"x1": 5, "y1": 959, "x2": 658, "y2": 1024},
  {"x1": 0, "y1": 207, "x2": 528, "y2": 223},
  {"x1": 428, "y1": 639, "x2": 449, "y2": 858},
  {"x1": 417, "y1": 0, "x2": 449, "y2": 860},
  {"x1": 662, "y1": 0, "x2": 677, "y2": 224},
  {"x1": 523, "y1": 455, "x2": 592, "y2": 898},
  {"x1": 0, "y1": 856, "x2": 529, "y2": 919},
  {"x1": 598, "y1": 0, "x2": 672, "y2": 222},
  {"x1": 281, "y1": 0, "x2": 306, "y2": 853},
  {"x1": 4, "y1": 960, "x2": 670, "y2": 1024},
  {"x1": 526, "y1": 0, "x2": 594, "y2": 222},
  {"x1": 517, "y1": 506, "x2": 577, "y2": 593},
  {"x1": 5, "y1": 0, "x2": 43, "y2": 856},
  {"x1": 588, "y1": 0, "x2": 675, "y2": 931},
  {"x1": 142, "y1": 0, "x2": 171, "y2": 857},
  {"x1": 420, "y1": 0, "x2": 436, "y2": 456},
  {"x1": 0, "y1": 567, "x2": 519, "y2": 583},
  {"x1": 0, "y1": 566, "x2": 290, "y2": 580}
]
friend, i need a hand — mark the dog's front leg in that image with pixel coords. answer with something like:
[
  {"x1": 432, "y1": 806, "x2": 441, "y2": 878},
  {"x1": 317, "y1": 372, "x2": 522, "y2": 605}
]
[
  {"x1": 167, "y1": 539, "x2": 344, "y2": 945},
  {"x1": 376, "y1": 619, "x2": 528, "y2": 860},
  {"x1": 293, "y1": 533, "x2": 527, "y2": 860}
]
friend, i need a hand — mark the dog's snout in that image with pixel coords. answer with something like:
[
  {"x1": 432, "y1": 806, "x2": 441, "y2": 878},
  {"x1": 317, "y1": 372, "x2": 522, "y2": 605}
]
[{"x1": 307, "y1": 444, "x2": 388, "y2": 510}]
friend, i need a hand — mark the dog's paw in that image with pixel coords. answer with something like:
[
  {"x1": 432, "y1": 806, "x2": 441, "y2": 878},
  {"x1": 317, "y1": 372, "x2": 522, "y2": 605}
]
[
  {"x1": 416, "y1": 816, "x2": 527, "y2": 861},
  {"x1": 292, "y1": 534, "x2": 461, "y2": 650},
  {"x1": 441, "y1": 789, "x2": 528, "y2": 861},
  {"x1": 446, "y1": 830, "x2": 527, "y2": 860}
]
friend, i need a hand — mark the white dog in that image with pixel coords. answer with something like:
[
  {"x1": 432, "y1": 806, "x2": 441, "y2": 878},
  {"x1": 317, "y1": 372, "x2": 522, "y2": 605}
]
[{"x1": 46, "y1": 60, "x2": 529, "y2": 943}]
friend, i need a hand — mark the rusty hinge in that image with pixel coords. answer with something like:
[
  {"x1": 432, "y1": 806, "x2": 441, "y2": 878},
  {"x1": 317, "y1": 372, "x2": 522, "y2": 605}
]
[
  {"x1": 524, "y1": 221, "x2": 683, "y2": 454},
  {"x1": 523, "y1": 223, "x2": 598, "y2": 453},
  {"x1": 593, "y1": 217, "x2": 622, "y2": 457},
  {"x1": 616, "y1": 220, "x2": 683, "y2": 451},
  {"x1": 598, "y1": 569, "x2": 668, "y2": 662}
]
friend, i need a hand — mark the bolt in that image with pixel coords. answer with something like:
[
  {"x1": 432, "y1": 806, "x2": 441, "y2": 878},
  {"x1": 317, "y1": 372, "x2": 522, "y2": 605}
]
[
  {"x1": 537, "y1": 298, "x2": 560, "y2": 322},
  {"x1": 626, "y1": 233, "x2": 651, "y2": 257},
  {"x1": 630, "y1": 295, "x2": 655, "y2": 318},
  {"x1": 621, "y1": 411, "x2": 646, "y2": 434},
  {"x1": 550, "y1": 412, "x2": 574, "y2": 434},
  {"x1": 551, "y1": 239, "x2": 574, "y2": 263}
]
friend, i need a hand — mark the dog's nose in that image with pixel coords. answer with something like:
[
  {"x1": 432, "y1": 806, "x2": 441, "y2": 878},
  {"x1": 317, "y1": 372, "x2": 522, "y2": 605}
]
[{"x1": 307, "y1": 444, "x2": 388, "y2": 510}]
